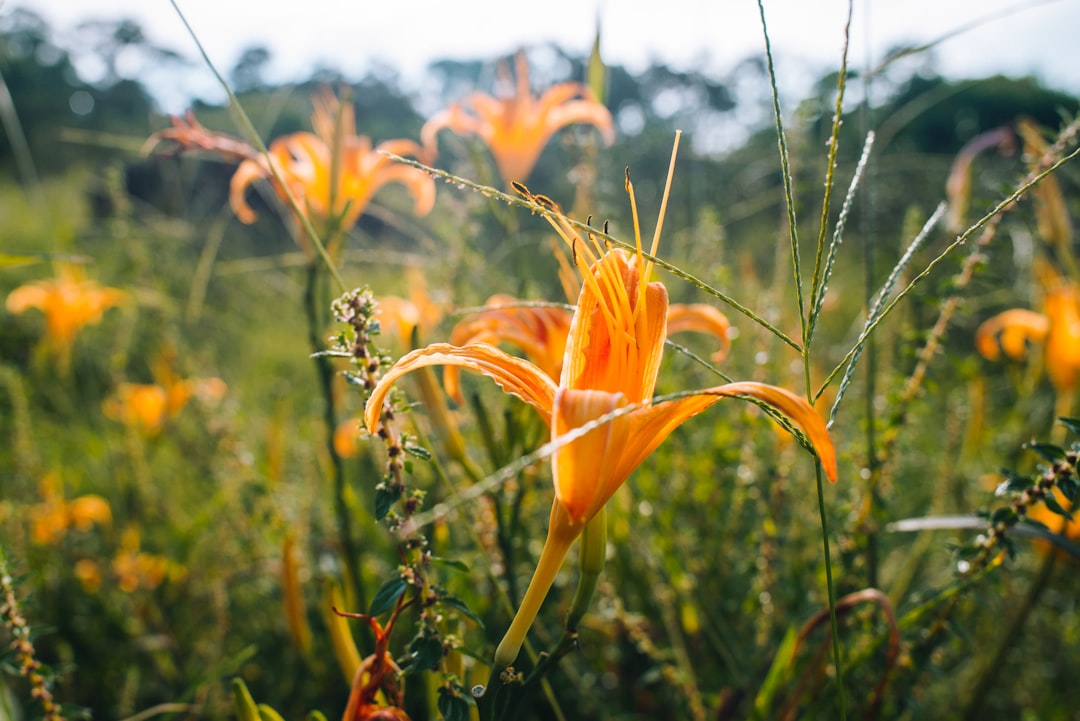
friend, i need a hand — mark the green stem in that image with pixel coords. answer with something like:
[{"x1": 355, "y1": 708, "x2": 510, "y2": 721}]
[
  {"x1": 304, "y1": 262, "x2": 363, "y2": 611},
  {"x1": 564, "y1": 507, "x2": 606, "y2": 634}
]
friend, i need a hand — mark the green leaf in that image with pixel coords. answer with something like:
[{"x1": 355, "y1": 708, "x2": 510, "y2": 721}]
[
  {"x1": 438, "y1": 689, "x2": 470, "y2": 721},
  {"x1": 0, "y1": 254, "x2": 43, "y2": 269},
  {"x1": 995, "y1": 472, "x2": 1033, "y2": 497},
  {"x1": 230, "y1": 679, "x2": 261, "y2": 721},
  {"x1": 369, "y1": 575, "x2": 407, "y2": 617},
  {"x1": 1059, "y1": 475, "x2": 1080, "y2": 503},
  {"x1": 429, "y1": 557, "x2": 470, "y2": 574},
  {"x1": 404, "y1": 635, "x2": 444, "y2": 674},
  {"x1": 441, "y1": 595, "x2": 485, "y2": 628},
  {"x1": 1058, "y1": 417, "x2": 1080, "y2": 436},
  {"x1": 990, "y1": 506, "x2": 1018, "y2": 526},
  {"x1": 404, "y1": 443, "x2": 431, "y2": 461},
  {"x1": 375, "y1": 484, "x2": 401, "y2": 521},
  {"x1": 258, "y1": 705, "x2": 286, "y2": 721},
  {"x1": 1025, "y1": 442, "x2": 1066, "y2": 462},
  {"x1": 1042, "y1": 491, "x2": 1073, "y2": 521}
]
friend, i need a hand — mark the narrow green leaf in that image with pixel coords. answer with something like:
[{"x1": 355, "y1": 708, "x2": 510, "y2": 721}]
[
  {"x1": 1058, "y1": 417, "x2": 1080, "y2": 436},
  {"x1": 1025, "y1": 442, "x2": 1066, "y2": 462},
  {"x1": 1042, "y1": 492, "x2": 1073, "y2": 521},
  {"x1": 441, "y1": 595, "x2": 485, "y2": 629},
  {"x1": 429, "y1": 557, "x2": 470, "y2": 574},
  {"x1": 369, "y1": 576, "x2": 407, "y2": 617},
  {"x1": 1058, "y1": 475, "x2": 1080, "y2": 503}
]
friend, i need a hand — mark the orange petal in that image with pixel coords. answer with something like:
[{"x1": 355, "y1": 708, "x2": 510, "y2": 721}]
[
  {"x1": 975, "y1": 309, "x2": 1049, "y2": 361},
  {"x1": 612, "y1": 382, "x2": 837, "y2": 484},
  {"x1": 666, "y1": 303, "x2": 731, "y2": 362},
  {"x1": 1044, "y1": 285, "x2": 1080, "y2": 392},
  {"x1": 562, "y1": 249, "x2": 668, "y2": 403},
  {"x1": 364, "y1": 343, "x2": 557, "y2": 435},
  {"x1": 551, "y1": 388, "x2": 630, "y2": 524},
  {"x1": 445, "y1": 296, "x2": 572, "y2": 402}
]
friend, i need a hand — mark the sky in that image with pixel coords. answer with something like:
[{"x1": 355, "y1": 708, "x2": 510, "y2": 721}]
[{"x1": 25, "y1": 0, "x2": 1080, "y2": 112}]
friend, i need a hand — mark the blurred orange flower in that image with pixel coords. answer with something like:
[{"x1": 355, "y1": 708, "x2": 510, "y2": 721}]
[
  {"x1": 148, "y1": 90, "x2": 435, "y2": 254},
  {"x1": 29, "y1": 472, "x2": 112, "y2": 546},
  {"x1": 230, "y1": 90, "x2": 435, "y2": 235},
  {"x1": 422, "y1": 51, "x2": 615, "y2": 184},
  {"x1": 374, "y1": 268, "x2": 445, "y2": 347},
  {"x1": 976, "y1": 269, "x2": 1080, "y2": 393},
  {"x1": 112, "y1": 526, "x2": 185, "y2": 593},
  {"x1": 6, "y1": 263, "x2": 125, "y2": 370},
  {"x1": 364, "y1": 184, "x2": 835, "y2": 670},
  {"x1": 103, "y1": 349, "x2": 226, "y2": 435}
]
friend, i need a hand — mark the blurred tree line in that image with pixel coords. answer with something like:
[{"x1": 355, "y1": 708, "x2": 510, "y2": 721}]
[{"x1": 1, "y1": 5, "x2": 1076, "y2": 274}]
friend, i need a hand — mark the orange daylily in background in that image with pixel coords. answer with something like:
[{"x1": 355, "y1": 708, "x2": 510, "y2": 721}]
[
  {"x1": 148, "y1": 89, "x2": 435, "y2": 254},
  {"x1": 976, "y1": 268, "x2": 1080, "y2": 393},
  {"x1": 443, "y1": 295, "x2": 731, "y2": 404},
  {"x1": 102, "y1": 349, "x2": 227, "y2": 435},
  {"x1": 6, "y1": 262, "x2": 125, "y2": 370},
  {"x1": 421, "y1": 51, "x2": 615, "y2": 184},
  {"x1": 374, "y1": 267, "x2": 445, "y2": 346},
  {"x1": 29, "y1": 472, "x2": 112, "y2": 546},
  {"x1": 230, "y1": 90, "x2": 435, "y2": 235},
  {"x1": 364, "y1": 175, "x2": 836, "y2": 671}
]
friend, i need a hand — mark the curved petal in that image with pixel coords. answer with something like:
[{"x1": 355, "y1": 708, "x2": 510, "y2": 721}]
[
  {"x1": 367, "y1": 163, "x2": 437, "y2": 217},
  {"x1": 445, "y1": 296, "x2": 572, "y2": 402},
  {"x1": 364, "y1": 342, "x2": 557, "y2": 434},
  {"x1": 5, "y1": 283, "x2": 49, "y2": 313},
  {"x1": 542, "y1": 97, "x2": 616, "y2": 146},
  {"x1": 1044, "y1": 285, "x2": 1080, "y2": 392},
  {"x1": 229, "y1": 158, "x2": 271, "y2": 223},
  {"x1": 612, "y1": 382, "x2": 837, "y2": 484},
  {"x1": 975, "y1": 309, "x2": 1049, "y2": 361},
  {"x1": 551, "y1": 388, "x2": 630, "y2": 524},
  {"x1": 666, "y1": 303, "x2": 732, "y2": 362}
]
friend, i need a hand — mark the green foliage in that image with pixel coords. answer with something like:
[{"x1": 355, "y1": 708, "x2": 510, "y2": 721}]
[{"x1": 2, "y1": 7, "x2": 1080, "y2": 721}]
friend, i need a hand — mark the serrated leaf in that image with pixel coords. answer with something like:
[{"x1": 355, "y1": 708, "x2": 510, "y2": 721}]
[
  {"x1": 441, "y1": 595, "x2": 485, "y2": 628},
  {"x1": 1058, "y1": 417, "x2": 1080, "y2": 436},
  {"x1": 438, "y1": 691, "x2": 470, "y2": 721},
  {"x1": 1042, "y1": 492, "x2": 1074, "y2": 521},
  {"x1": 429, "y1": 556, "x2": 470, "y2": 574},
  {"x1": 1025, "y1": 442, "x2": 1066, "y2": 462},
  {"x1": 369, "y1": 576, "x2": 407, "y2": 617},
  {"x1": 375, "y1": 485, "x2": 401, "y2": 521},
  {"x1": 404, "y1": 635, "x2": 444, "y2": 674}
]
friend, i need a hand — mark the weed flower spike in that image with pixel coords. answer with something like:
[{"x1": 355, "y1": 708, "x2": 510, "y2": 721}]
[{"x1": 364, "y1": 140, "x2": 837, "y2": 680}]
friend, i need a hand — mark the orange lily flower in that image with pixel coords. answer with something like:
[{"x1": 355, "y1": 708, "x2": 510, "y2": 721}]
[
  {"x1": 976, "y1": 270, "x2": 1080, "y2": 393},
  {"x1": 230, "y1": 90, "x2": 435, "y2": 234},
  {"x1": 29, "y1": 472, "x2": 112, "y2": 546},
  {"x1": 364, "y1": 172, "x2": 836, "y2": 670},
  {"x1": 421, "y1": 51, "x2": 615, "y2": 184},
  {"x1": 102, "y1": 349, "x2": 226, "y2": 435},
  {"x1": 443, "y1": 295, "x2": 731, "y2": 404},
  {"x1": 6, "y1": 263, "x2": 125, "y2": 369},
  {"x1": 147, "y1": 91, "x2": 435, "y2": 253}
]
